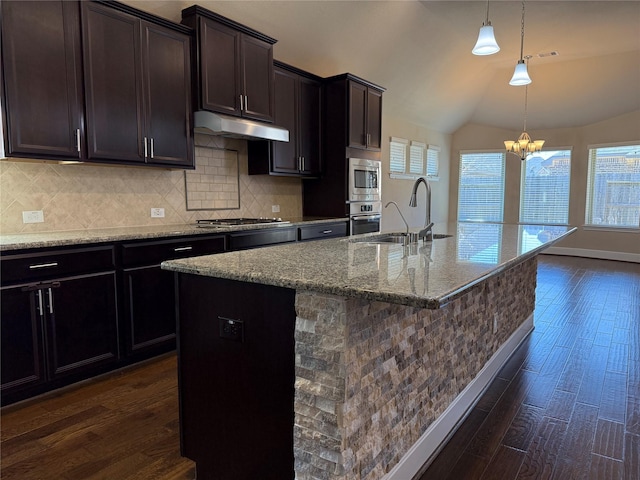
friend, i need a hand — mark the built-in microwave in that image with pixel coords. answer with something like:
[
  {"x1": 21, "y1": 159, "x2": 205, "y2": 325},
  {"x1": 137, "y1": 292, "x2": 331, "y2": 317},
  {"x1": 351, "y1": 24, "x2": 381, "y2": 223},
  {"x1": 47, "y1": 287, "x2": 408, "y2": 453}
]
[{"x1": 348, "y1": 158, "x2": 381, "y2": 202}]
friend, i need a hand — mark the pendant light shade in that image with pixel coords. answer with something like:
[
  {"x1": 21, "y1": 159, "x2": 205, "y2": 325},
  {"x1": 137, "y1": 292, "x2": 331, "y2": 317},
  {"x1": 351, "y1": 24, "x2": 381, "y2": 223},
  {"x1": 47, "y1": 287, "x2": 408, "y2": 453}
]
[
  {"x1": 510, "y1": 1, "x2": 532, "y2": 86},
  {"x1": 509, "y1": 60, "x2": 531, "y2": 86},
  {"x1": 472, "y1": 25, "x2": 500, "y2": 55},
  {"x1": 472, "y1": 0, "x2": 500, "y2": 56}
]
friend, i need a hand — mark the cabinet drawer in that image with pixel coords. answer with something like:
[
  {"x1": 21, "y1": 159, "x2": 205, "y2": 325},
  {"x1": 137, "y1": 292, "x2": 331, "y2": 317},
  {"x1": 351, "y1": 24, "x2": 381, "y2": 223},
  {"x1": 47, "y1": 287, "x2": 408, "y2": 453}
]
[
  {"x1": 298, "y1": 222, "x2": 347, "y2": 241},
  {"x1": 121, "y1": 235, "x2": 226, "y2": 267},
  {"x1": 228, "y1": 227, "x2": 296, "y2": 251},
  {"x1": 1, "y1": 246, "x2": 115, "y2": 285}
]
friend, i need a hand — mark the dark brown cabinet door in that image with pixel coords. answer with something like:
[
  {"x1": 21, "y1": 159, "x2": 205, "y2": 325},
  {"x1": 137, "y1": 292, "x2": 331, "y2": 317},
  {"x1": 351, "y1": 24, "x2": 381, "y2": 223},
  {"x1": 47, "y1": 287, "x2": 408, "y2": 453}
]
[
  {"x1": 143, "y1": 22, "x2": 193, "y2": 167},
  {"x1": 0, "y1": 286, "x2": 45, "y2": 396},
  {"x1": 123, "y1": 266, "x2": 176, "y2": 356},
  {"x1": 82, "y1": 2, "x2": 144, "y2": 163},
  {"x1": 271, "y1": 68, "x2": 299, "y2": 174},
  {"x1": 46, "y1": 273, "x2": 119, "y2": 379},
  {"x1": 366, "y1": 88, "x2": 383, "y2": 150},
  {"x1": 199, "y1": 17, "x2": 241, "y2": 116},
  {"x1": 241, "y1": 35, "x2": 274, "y2": 122},
  {"x1": 348, "y1": 81, "x2": 368, "y2": 149},
  {"x1": 298, "y1": 77, "x2": 322, "y2": 175},
  {"x1": 1, "y1": 1, "x2": 84, "y2": 159}
]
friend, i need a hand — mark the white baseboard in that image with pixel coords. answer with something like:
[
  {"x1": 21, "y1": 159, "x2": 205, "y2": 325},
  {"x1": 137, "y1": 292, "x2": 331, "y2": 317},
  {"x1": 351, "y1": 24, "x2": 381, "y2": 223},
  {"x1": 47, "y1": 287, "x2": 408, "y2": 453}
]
[
  {"x1": 543, "y1": 246, "x2": 640, "y2": 263},
  {"x1": 384, "y1": 314, "x2": 535, "y2": 480}
]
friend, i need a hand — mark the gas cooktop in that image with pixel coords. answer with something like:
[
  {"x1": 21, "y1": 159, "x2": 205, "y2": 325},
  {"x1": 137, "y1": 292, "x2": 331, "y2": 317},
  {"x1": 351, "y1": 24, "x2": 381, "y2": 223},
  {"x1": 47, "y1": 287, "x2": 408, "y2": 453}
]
[{"x1": 196, "y1": 218, "x2": 289, "y2": 227}]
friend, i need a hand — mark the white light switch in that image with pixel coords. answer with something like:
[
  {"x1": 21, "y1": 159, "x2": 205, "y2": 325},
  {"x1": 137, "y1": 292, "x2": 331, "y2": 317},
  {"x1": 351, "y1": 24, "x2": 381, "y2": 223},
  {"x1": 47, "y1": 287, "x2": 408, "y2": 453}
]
[{"x1": 22, "y1": 210, "x2": 44, "y2": 223}]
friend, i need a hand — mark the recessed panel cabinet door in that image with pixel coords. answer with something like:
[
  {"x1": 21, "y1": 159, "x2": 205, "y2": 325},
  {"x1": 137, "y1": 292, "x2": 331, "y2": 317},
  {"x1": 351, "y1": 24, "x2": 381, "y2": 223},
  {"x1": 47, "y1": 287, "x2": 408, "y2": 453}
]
[
  {"x1": 241, "y1": 35, "x2": 274, "y2": 122},
  {"x1": 45, "y1": 273, "x2": 119, "y2": 379},
  {"x1": 143, "y1": 23, "x2": 193, "y2": 166},
  {"x1": 366, "y1": 88, "x2": 383, "y2": 151},
  {"x1": 0, "y1": 286, "x2": 45, "y2": 394},
  {"x1": 348, "y1": 81, "x2": 367, "y2": 149},
  {"x1": 82, "y1": 2, "x2": 144, "y2": 163},
  {"x1": 298, "y1": 77, "x2": 322, "y2": 175},
  {"x1": 1, "y1": 1, "x2": 84, "y2": 159},
  {"x1": 272, "y1": 68, "x2": 299, "y2": 173},
  {"x1": 200, "y1": 17, "x2": 241, "y2": 116}
]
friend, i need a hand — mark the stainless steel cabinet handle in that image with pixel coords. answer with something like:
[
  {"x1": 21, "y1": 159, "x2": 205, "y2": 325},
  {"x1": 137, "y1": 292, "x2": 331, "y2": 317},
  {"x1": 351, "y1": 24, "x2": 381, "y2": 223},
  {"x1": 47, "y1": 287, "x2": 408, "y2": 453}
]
[
  {"x1": 48, "y1": 288, "x2": 54, "y2": 315},
  {"x1": 301, "y1": 157, "x2": 305, "y2": 171},
  {"x1": 367, "y1": 133, "x2": 371, "y2": 146},
  {"x1": 150, "y1": 138, "x2": 154, "y2": 159},
  {"x1": 37, "y1": 290, "x2": 44, "y2": 316},
  {"x1": 244, "y1": 95, "x2": 248, "y2": 111},
  {"x1": 240, "y1": 95, "x2": 244, "y2": 111},
  {"x1": 351, "y1": 214, "x2": 381, "y2": 221},
  {"x1": 143, "y1": 137, "x2": 148, "y2": 158},
  {"x1": 322, "y1": 230, "x2": 333, "y2": 235},
  {"x1": 173, "y1": 246, "x2": 193, "y2": 252},
  {"x1": 75, "y1": 129, "x2": 81, "y2": 153},
  {"x1": 29, "y1": 262, "x2": 58, "y2": 270}
]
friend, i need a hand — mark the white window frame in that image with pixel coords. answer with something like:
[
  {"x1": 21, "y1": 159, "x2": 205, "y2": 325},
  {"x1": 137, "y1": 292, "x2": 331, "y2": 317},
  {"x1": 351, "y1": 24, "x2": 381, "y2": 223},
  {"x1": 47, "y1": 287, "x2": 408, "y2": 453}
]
[
  {"x1": 457, "y1": 150, "x2": 506, "y2": 223},
  {"x1": 389, "y1": 137, "x2": 440, "y2": 181},
  {"x1": 585, "y1": 142, "x2": 640, "y2": 230},
  {"x1": 519, "y1": 148, "x2": 572, "y2": 225}
]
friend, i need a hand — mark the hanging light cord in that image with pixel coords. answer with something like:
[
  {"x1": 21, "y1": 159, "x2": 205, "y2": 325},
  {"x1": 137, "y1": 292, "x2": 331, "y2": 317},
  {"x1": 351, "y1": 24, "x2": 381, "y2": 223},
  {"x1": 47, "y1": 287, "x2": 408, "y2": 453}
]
[
  {"x1": 523, "y1": 84, "x2": 528, "y2": 132},
  {"x1": 484, "y1": 0, "x2": 491, "y2": 25},
  {"x1": 519, "y1": 1, "x2": 526, "y2": 61}
]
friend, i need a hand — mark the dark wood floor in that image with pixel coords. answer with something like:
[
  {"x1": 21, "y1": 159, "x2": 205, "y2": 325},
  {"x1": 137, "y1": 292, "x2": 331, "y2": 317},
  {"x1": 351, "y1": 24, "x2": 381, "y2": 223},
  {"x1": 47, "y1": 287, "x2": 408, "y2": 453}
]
[
  {"x1": 421, "y1": 255, "x2": 640, "y2": 480},
  {"x1": 1, "y1": 255, "x2": 638, "y2": 480}
]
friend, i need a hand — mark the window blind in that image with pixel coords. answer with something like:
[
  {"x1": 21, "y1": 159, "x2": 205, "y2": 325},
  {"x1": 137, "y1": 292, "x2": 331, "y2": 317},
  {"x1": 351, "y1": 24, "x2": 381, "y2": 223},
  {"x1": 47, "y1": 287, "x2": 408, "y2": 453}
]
[
  {"x1": 458, "y1": 152, "x2": 505, "y2": 222},
  {"x1": 426, "y1": 145, "x2": 440, "y2": 177},
  {"x1": 520, "y1": 150, "x2": 571, "y2": 224},
  {"x1": 390, "y1": 137, "x2": 408, "y2": 172},
  {"x1": 585, "y1": 144, "x2": 640, "y2": 227},
  {"x1": 409, "y1": 141, "x2": 425, "y2": 175}
]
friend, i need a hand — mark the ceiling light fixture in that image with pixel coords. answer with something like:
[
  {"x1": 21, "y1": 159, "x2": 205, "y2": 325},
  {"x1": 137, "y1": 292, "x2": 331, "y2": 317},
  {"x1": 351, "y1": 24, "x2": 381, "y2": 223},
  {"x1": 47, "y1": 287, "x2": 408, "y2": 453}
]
[
  {"x1": 504, "y1": 61, "x2": 544, "y2": 161},
  {"x1": 509, "y1": 1, "x2": 532, "y2": 86},
  {"x1": 472, "y1": 0, "x2": 500, "y2": 56}
]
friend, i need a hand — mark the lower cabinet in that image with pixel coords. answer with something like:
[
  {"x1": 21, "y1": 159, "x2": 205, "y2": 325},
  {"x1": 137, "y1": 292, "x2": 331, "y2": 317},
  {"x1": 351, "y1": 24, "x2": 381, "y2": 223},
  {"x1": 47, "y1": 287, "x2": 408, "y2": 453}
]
[
  {"x1": 120, "y1": 235, "x2": 226, "y2": 360},
  {"x1": 1, "y1": 247, "x2": 119, "y2": 405}
]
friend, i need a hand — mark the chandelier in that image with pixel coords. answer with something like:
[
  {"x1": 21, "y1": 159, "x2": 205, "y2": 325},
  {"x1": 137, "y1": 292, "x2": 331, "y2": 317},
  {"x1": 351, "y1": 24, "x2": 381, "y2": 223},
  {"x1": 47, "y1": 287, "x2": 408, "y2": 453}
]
[{"x1": 504, "y1": 65, "x2": 544, "y2": 161}]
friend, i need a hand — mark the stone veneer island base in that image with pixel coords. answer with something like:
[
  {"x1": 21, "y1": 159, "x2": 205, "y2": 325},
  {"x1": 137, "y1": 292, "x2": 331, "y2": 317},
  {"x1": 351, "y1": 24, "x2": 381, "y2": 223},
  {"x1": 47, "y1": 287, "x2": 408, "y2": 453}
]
[{"x1": 163, "y1": 223, "x2": 575, "y2": 480}]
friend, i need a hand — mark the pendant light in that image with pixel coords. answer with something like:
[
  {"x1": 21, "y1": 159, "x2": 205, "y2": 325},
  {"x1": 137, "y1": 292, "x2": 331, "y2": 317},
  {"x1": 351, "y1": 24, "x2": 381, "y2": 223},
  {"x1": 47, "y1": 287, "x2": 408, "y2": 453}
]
[
  {"x1": 504, "y1": 65, "x2": 544, "y2": 161},
  {"x1": 472, "y1": 0, "x2": 500, "y2": 56},
  {"x1": 509, "y1": 1, "x2": 532, "y2": 86}
]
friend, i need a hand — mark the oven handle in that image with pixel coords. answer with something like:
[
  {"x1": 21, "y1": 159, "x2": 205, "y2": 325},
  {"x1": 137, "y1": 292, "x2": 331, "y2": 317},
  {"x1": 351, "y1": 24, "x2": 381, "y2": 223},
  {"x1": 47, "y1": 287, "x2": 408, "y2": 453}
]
[{"x1": 351, "y1": 214, "x2": 381, "y2": 221}]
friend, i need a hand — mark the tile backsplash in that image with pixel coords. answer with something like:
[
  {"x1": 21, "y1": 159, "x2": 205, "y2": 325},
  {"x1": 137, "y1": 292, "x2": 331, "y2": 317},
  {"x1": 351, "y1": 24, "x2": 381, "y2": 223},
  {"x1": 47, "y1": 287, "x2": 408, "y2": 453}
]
[{"x1": 0, "y1": 134, "x2": 302, "y2": 234}]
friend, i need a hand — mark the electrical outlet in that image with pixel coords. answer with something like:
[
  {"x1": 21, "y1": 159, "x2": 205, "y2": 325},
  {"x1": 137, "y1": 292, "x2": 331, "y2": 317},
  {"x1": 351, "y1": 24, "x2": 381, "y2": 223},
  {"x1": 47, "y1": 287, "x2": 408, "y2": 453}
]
[
  {"x1": 272, "y1": 204, "x2": 280, "y2": 213},
  {"x1": 150, "y1": 208, "x2": 165, "y2": 218},
  {"x1": 219, "y1": 317, "x2": 244, "y2": 342},
  {"x1": 22, "y1": 210, "x2": 44, "y2": 224}
]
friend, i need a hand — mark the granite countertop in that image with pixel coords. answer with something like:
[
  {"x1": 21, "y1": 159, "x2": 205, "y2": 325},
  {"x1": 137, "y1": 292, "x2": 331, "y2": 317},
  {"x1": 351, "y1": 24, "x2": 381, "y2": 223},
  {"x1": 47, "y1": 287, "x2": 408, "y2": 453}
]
[
  {"x1": 162, "y1": 223, "x2": 576, "y2": 309},
  {"x1": 0, "y1": 217, "x2": 345, "y2": 252}
]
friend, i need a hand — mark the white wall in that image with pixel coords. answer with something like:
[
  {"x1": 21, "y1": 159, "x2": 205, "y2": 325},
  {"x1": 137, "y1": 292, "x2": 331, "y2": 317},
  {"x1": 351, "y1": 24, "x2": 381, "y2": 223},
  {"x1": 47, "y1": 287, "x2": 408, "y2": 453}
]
[{"x1": 380, "y1": 114, "x2": 451, "y2": 233}]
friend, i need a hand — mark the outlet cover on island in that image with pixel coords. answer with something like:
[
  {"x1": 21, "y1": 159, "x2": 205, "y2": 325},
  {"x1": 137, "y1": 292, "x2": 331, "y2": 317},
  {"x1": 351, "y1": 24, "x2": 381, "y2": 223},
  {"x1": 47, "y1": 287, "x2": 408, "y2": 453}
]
[
  {"x1": 22, "y1": 210, "x2": 44, "y2": 223},
  {"x1": 272, "y1": 205, "x2": 280, "y2": 213},
  {"x1": 151, "y1": 208, "x2": 165, "y2": 218}
]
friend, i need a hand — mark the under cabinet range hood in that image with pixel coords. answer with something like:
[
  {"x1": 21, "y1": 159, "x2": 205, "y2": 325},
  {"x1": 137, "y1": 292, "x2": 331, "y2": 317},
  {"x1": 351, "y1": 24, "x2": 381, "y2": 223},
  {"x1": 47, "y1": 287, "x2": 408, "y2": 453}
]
[{"x1": 193, "y1": 111, "x2": 289, "y2": 142}]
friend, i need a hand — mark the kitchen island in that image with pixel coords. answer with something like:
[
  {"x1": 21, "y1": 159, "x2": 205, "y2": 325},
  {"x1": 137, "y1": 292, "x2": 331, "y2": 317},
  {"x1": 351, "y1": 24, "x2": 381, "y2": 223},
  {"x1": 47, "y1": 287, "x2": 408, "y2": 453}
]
[{"x1": 162, "y1": 222, "x2": 575, "y2": 480}]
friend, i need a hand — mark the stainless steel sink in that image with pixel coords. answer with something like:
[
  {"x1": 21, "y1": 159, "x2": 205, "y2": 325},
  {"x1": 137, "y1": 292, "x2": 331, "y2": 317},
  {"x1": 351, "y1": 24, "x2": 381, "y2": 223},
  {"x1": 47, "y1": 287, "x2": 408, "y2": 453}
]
[{"x1": 351, "y1": 232, "x2": 453, "y2": 244}]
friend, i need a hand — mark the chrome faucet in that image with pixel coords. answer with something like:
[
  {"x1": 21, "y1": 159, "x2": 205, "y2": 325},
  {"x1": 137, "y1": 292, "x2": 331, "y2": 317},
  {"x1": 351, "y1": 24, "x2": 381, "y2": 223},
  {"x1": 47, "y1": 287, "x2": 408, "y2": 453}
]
[
  {"x1": 409, "y1": 177, "x2": 434, "y2": 242},
  {"x1": 384, "y1": 201, "x2": 410, "y2": 236}
]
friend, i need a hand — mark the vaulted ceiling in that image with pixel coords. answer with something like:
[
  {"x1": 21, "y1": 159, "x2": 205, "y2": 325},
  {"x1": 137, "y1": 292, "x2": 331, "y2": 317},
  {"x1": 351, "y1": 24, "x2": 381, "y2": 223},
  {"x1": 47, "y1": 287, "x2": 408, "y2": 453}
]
[{"x1": 125, "y1": 0, "x2": 640, "y2": 135}]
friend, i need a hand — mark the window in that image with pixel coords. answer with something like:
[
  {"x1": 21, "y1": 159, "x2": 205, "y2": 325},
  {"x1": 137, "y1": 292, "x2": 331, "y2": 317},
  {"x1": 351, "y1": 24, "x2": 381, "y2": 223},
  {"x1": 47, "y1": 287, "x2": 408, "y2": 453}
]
[
  {"x1": 458, "y1": 151, "x2": 505, "y2": 222},
  {"x1": 520, "y1": 150, "x2": 571, "y2": 224},
  {"x1": 585, "y1": 144, "x2": 640, "y2": 228},
  {"x1": 389, "y1": 137, "x2": 439, "y2": 179}
]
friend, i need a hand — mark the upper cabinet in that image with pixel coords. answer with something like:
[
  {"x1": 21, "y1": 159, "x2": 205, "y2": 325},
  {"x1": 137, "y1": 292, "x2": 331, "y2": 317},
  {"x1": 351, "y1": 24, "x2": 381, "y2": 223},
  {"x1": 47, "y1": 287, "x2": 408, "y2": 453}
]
[
  {"x1": 248, "y1": 62, "x2": 322, "y2": 177},
  {"x1": 0, "y1": 0, "x2": 193, "y2": 168},
  {"x1": 1, "y1": 1, "x2": 85, "y2": 159},
  {"x1": 182, "y1": 6, "x2": 275, "y2": 123},
  {"x1": 82, "y1": 2, "x2": 193, "y2": 167},
  {"x1": 324, "y1": 74, "x2": 385, "y2": 155}
]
